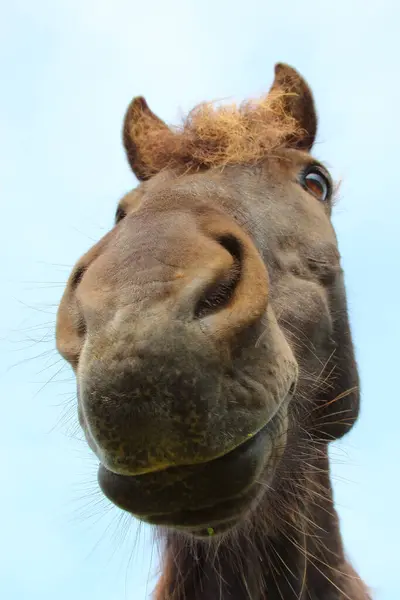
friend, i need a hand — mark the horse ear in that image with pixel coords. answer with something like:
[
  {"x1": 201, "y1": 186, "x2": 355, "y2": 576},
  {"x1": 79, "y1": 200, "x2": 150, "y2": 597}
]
[
  {"x1": 122, "y1": 97, "x2": 172, "y2": 181},
  {"x1": 269, "y1": 63, "x2": 317, "y2": 151}
]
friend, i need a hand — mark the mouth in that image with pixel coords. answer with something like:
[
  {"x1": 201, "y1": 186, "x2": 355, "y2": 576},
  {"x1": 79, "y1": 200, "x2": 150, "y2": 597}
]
[{"x1": 98, "y1": 399, "x2": 288, "y2": 537}]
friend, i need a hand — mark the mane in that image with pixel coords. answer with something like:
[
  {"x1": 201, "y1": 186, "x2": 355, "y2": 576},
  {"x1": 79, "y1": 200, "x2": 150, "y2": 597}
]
[{"x1": 128, "y1": 90, "x2": 304, "y2": 178}]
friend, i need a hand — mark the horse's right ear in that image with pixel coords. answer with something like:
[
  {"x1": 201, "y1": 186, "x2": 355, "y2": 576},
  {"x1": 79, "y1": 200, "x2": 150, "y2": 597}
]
[
  {"x1": 268, "y1": 63, "x2": 317, "y2": 151},
  {"x1": 122, "y1": 97, "x2": 171, "y2": 181}
]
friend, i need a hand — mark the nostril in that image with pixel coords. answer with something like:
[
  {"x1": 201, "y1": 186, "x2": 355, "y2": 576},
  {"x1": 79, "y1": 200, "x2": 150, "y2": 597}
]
[
  {"x1": 194, "y1": 235, "x2": 243, "y2": 319},
  {"x1": 71, "y1": 266, "x2": 86, "y2": 290},
  {"x1": 217, "y1": 234, "x2": 242, "y2": 264}
]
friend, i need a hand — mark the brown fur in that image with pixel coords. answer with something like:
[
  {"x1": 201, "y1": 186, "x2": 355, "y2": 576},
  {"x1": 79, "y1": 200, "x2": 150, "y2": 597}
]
[{"x1": 56, "y1": 63, "x2": 370, "y2": 599}]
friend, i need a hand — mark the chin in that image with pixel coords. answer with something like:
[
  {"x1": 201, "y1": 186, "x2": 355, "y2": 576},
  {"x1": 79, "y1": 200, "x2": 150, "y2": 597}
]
[{"x1": 97, "y1": 402, "x2": 288, "y2": 538}]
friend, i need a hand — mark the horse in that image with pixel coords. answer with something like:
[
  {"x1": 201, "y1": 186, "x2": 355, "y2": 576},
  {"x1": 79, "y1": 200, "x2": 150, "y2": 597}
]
[{"x1": 56, "y1": 63, "x2": 370, "y2": 599}]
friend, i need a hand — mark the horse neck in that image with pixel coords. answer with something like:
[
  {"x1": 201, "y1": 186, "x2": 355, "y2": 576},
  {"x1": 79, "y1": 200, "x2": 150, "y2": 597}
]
[{"x1": 153, "y1": 448, "x2": 370, "y2": 600}]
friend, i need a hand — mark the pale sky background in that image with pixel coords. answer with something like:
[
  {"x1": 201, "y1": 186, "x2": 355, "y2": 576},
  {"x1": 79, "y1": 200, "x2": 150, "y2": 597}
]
[{"x1": 1, "y1": 1, "x2": 399, "y2": 598}]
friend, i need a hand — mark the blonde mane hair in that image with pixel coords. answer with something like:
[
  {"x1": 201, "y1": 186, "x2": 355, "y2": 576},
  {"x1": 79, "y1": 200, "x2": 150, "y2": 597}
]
[{"x1": 126, "y1": 90, "x2": 303, "y2": 178}]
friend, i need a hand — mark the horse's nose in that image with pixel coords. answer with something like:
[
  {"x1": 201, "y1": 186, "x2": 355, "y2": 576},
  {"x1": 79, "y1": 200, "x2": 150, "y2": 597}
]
[
  {"x1": 75, "y1": 220, "x2": 287, "y2": 477},
  {"x1": 176, "y1": 233, "x2": 269, "y2": 341}
]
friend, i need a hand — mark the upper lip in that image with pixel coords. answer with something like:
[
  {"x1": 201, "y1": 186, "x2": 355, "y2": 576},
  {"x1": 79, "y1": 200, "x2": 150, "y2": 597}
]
[{"x1": 83, "y1": 370, "x2": 296, "y2": 477}]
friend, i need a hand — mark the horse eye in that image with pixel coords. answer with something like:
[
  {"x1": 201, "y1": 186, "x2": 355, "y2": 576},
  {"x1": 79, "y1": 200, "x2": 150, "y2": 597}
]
[
  {"x1": 302, "y1": 168, "x2": 331, "y2": 202},
  {"x1": 115, "y1": 206, "x2": 126, "y2": 224}
]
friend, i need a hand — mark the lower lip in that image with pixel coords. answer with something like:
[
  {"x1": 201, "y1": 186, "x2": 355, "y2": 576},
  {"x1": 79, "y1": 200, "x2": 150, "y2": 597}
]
[
  {"x1": 98, "y1": 401, "x2": 287, "y2": 533},
  {"x1": 143, "y1": 496, "x2": 252, "y2": 538}
]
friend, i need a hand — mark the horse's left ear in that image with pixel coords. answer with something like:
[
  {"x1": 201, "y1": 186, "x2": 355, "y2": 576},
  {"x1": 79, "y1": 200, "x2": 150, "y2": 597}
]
[
  {"x1": 269, "y1": 63, "x2": 317, "y2": 151},
  {"x1": 122, "y1": 96, "x2": 173, "y2": 181}
]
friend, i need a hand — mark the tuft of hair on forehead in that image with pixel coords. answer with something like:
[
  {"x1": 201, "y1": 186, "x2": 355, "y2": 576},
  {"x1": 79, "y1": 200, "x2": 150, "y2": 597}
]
[{"x1": 127, "y1": 89, "x2": 305, "y2": 178}]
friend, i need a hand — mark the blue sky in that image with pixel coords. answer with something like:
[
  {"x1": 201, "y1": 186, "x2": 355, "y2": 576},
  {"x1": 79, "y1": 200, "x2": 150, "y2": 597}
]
[{"x1": 1, "y1": 1, "x2": 398, "y2": 598}]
